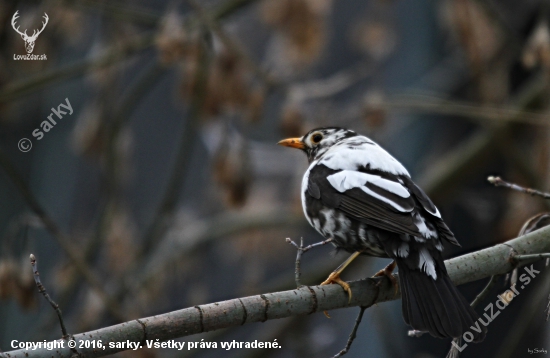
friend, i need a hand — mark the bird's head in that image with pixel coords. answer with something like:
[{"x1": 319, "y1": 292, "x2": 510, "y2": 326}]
[{"x1": 278, "y1": 127, "x2": 357, "y2": 162}]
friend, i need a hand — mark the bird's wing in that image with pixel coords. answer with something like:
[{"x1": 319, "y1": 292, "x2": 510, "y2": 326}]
[
  {"x1": 399, "y1": 176, "x2": 460, "y2": 246},
  {"x1": 318, "y1": 136, "x2": 410, "y2": 176},
  {"x1": 308, "y1": 164, "x2": 455, "y2": 243}
]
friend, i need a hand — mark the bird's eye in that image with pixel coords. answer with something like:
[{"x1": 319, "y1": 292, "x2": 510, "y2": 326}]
[{"x1": 312, "y1": 133, "x2": 323, "y2": 143}]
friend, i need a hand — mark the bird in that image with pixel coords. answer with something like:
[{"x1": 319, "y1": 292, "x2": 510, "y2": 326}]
[{"x1": 278, "y1": 127, "x2": 486, "y2": 341}]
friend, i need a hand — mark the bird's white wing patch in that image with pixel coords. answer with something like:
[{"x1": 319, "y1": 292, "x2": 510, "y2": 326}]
[
  {"x1": 394, "y1": 242, "x2": 410, "y2": 258},
  {"x1": 426, "y1": 205, "x2": 441, "y2": 218},
  {"x1": 412, "y1": 212, "x2": 438, "y2": 239},
  {"x1": 327, "y1": 170, "x2": 412, "y2": 212},
  {"x1": 418, "y1": 248, "x2": 437, "y2": 280},
  {"x1": 327, "y1": 170, "x2": 410, "y2": 197},
  {"x1": 320, "y1": 136, "x2": 410, "y2": 176}
]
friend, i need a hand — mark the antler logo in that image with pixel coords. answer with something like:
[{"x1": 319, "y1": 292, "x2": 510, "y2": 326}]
[{"x1": 11, "y1": 11, "x2": 49, "y2": 54}]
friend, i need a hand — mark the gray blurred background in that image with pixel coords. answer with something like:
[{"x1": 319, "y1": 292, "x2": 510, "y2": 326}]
[{"x1": 1, "y1": 0, "x2": 550, "y2": 357}]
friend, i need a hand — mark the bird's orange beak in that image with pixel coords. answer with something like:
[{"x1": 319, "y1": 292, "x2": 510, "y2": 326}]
[{"x1": 278, "y1": 137, "x2": 305, "y2": 150}]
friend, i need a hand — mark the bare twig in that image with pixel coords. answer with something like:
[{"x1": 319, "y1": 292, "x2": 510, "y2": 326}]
[
  {"x1": 287, "y1": 64, "x2": 373, "y2": 104},
  {"x1": 471, "y1": 275, "x2": 501, "y2": 308},
  {"x1": 446, "y1": 338, "x2": 462, "y2": 358},
  {"x1": 332, "y1": 306, "x2": 368, "y2": 358},
  {"x1": 446, "y1": 275, "x2": 500, "y2": 357},
  {"x1": 408, "y1": 330, "x2": 425, "y2": 337},
  {"x1": 286, "y1": 237, "x2": 333, "y2": 287},
  {"x1": 29, "y1": 254, "x2": 78, "y2": 356},
  {"x1": 381, "y1": 95, "x2": 550, "y2": 127},
  {"x1": 487, "y1": 176, "x2": 550, "y2": 199},
  {"x1": 510, "y1": 253, "x2": 550, "y2": 263},
  {"x1": 30, "y1": 254, "x2": 69, "y2": 338},
  {"x1": 545, "y1": 293, "x2": 550, "y2": 321}
]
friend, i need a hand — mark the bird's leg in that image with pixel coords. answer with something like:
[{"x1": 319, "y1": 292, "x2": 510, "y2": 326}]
[
  {"x1": 373, "y1": 260, "x2": 399, "y2": 296},
  {"x1": 321, "y1": 251, "x2": 361, "y2": 303}
]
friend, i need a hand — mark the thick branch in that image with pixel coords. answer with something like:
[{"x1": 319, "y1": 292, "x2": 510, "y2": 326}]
[{"x1": 5, "y1": 225, "x2": 550, "y2": 358}]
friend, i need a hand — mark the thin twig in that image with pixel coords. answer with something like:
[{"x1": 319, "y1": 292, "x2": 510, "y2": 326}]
[
  {"x1": 381, "y1": 95, "x2": 550, "y2": 127},
  {"x1": 509, "y1": 253, "x2": 550, "y2": 263},
  {"x1": 487, "y1": 176, "x2": 550, "y2": 199},
  {"x1": 287, "y1": 63, "x2": 373, "y2": 104},
  {"x1": 29, "y1": 254, "x2": 78, "y2": 356},
  {"x1": 446, "y1": 275, "x2": 500, "y2": 357},
  {"x1": 446, "y1": 338, "x2": 462, "y2": 358},
  {"x1": 545, "y1": 293, "x2": 550, "y2": 321},
  {"x1": 408, "y1": 330, "x2": 425, "y2": 337},
  {"x1": 332, "y1": 306, "x2": 367, "y2": 358},
  {"x1": 471, "y1": 275, "x2": 500, "y2": 308},
  {"x1": 286, "y1": 237, "x2": 333, "y2": 287}
]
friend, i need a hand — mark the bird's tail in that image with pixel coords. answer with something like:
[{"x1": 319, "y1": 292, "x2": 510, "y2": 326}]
[{"x1": 396, "y1": 259, "x2": 487, "y2": 342}]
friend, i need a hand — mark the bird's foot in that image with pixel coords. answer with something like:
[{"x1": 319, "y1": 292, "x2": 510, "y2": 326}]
[
  {"x1": 320, "y1": 272, "x2": 352, "y2": 318},
  {"x1": 321, "y1": 271, "x2": 353, "y2": 302},
  {"x1": 373, "y1": 261, "x2": 399, "y2": 296}
]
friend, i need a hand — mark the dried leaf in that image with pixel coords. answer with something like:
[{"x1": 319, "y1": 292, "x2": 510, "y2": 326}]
[
  {"x1": 362, "y1": 90, "x2": 386, "y2": 128},
  {"x1": 105, "y1": 209, "x2": 137, "y2": 275},
  {"x1": 353, "y1": 21, "x2": 397, "y2": 61},
  {"x1": 280, "y1": 105, "x2": 305, "y2": 137},
  {"x1": 0, "y1": 259, "x2": 17, "y2": 300},
  {"x1": 155, "y1": 10, "x2": 190, "y2": 65},
  {"x1": 71, "y1": 103, "x2": 106, "y2": 158},
  {"x1": 522, "y1": 20, "x2": 550, "y2": 69},
  {"x1": 213, "y1": 134, "x2": 252, "y2": 208},
  {"x1": 261, "y1": 0, "x2": 331, "y2": 66}
]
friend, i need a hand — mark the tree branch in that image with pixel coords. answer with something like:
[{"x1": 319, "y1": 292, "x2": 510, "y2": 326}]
[
  {"x1": 487, "y1": 176, "x2": 550, "y2": 199},
  {"x1": 380, "y1": 94, "x2": 550, "y2": 127},
  {"x1": 5, "y1": 224, "x2": 550, "y2": 358}
]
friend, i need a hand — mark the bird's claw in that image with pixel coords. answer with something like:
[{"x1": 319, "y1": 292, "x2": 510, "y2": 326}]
[
  {"x1": 321, "y1": 271, "x2": 353, "y2": 302},
  {"x1": 320, "y1": 271, "x2": 352, "y2": 318},
  {"x1": 373, "y1": 263, "x2": 399, "y2": 296}
]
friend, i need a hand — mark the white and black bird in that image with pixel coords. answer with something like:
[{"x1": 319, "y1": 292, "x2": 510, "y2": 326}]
[{"x1": 279, "y1": 127, "x2": 486, "y2": 341}]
